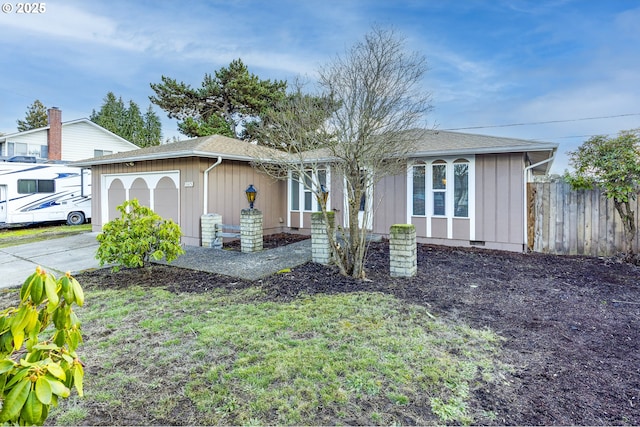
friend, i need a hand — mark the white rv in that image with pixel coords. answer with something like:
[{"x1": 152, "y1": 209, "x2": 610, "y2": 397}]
[{"x1": 0, "y1": 162, "x2": 91, "y2": 226}]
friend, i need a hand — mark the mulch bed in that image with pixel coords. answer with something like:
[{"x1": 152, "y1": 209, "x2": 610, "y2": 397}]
[
  {"x1": 77, "y1": 238, "x2": 640, "y2": 425},
  {"x1": 222, "y1": 232, "x2": 310, "y2": 251}
]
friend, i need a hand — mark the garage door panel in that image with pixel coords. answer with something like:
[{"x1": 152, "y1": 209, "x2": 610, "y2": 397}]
[
  {"x1": 107, "y1": 179, "x2": 126, "y2": 220},
  {"x1": 104, "y1": 171, "x2": 180, "y2": 225},
  {"x1": 154, "y1": 177, "x2": 179, "y2": 222},
  {"x1": 130, "y1": 178, "x2": 151, "y2": 208}
]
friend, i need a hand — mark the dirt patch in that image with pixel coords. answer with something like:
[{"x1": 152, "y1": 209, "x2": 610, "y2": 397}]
[{"x1": 76, "y1": 240, "x2": 640, "y2": 425}]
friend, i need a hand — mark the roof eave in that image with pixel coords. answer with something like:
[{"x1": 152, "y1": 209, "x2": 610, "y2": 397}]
[
  {"x1": 411, "y1": 143, "x2": 558, "y2": 158},
  {"x1": 72, "y1": 150, "x2": 258, "y2": 167}
]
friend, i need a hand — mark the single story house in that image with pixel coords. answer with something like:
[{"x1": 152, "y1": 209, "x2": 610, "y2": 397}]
[
  {"x1": 73, "y1": 131, "x2": 557, "y2": 251},
  {"x1": 0, "y1": 108, "x2": 139, "y2": 162}
]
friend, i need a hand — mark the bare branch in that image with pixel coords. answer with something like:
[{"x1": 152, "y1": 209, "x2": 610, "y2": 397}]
[{"x1": 253, "y1": 26, "x2": 432, "y2": 277}]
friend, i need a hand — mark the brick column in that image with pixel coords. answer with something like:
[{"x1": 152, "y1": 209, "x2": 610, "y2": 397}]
[
  {"x1": 389, "y1": 224, "x2": 417, "y2": 277},
  {"x1": 201, "y1": 213, "x2": 223, "y2": 248},
  {"x1": 311, "y1": 211, "x2": 335, "y2": 265},
  {"x1": 241, "y1": 209, "x2": 263, "y2": 253},
  {"x1": 47, "y1": 107, "x2": 62, "y2": 161}
]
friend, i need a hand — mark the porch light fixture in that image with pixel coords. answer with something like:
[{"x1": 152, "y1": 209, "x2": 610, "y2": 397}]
[
  {"x1": 245, "y1": 184, "x2": 257, "y2": 209},
  {"x1": 319, "y1": 184, "x2": 329, "y2": 208}
]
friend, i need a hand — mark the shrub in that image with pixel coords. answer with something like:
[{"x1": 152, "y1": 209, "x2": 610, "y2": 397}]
[
  {"x1": 96, "y1": 199, "x2": 185, "y2": 272},
  {"x1": 0, "y1": 267, "x2": 85, "y2": 425}
]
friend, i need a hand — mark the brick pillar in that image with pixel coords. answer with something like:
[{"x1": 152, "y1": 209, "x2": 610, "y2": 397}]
[
  {"x1": 201, "y1": 213, "x2": 222, "y2": 248},
  {"x1": 311, "y1": 211, "x2": 335, "y2": 265},
  {"x1": 241, "y1": 209, "x2": 263, "y2": 253},
  {"x1": 47, "y1": 107, "x2": 62, "y2": 161},
  {"x1": 389, "y1": 224, "x2": 417, "y2": 277}
]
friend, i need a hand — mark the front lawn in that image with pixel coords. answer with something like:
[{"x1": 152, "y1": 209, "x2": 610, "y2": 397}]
[
  {"x1": 42, "y1": 284, "x2": 504, "y2": 425},
  {"x1": 3, "y1": 238, "x2": 638, "y2": 425}
]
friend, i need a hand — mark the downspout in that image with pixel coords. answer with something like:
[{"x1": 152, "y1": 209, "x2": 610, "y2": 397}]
[
  {"x1": 523, "y1": 152, "x2": 556, "y2": 252},
  {"x1": 203, "y1": 156, "x2": 223, "y2": 215}
]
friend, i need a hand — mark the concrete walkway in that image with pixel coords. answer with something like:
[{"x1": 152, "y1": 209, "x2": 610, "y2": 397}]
[
  {"x1": 1, "y1": 233, "x2": 312, "y2": 289},
  {"x1": 162, "y1": 239, "x2": 312, "y2": 281},
  {"x1": 1, "y1": 232, "x2": 103, "y2": 290}
]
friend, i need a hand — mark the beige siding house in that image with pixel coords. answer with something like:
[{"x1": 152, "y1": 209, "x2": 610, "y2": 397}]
[
  {"x1": 0, "y1": 108, "x2": 138, "y2": 162},
  {"x1": 74, "y1": 131, "x2": 557, "y2": 252},
  {"x1": 74, "y1": 135, "x2": 287, "y2": 246}
]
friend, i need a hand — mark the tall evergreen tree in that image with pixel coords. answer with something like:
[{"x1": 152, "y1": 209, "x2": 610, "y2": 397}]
[
  {"x1": 122, "y1": 101, "x2": 144, "y2": 143},
  {"x1": 140, "y1": 105, "x2": 163, "y2": 147},
  {"x1": 91, "y1": 92, "x2": 162, "y2": 147},
  {"x1": 149, "y1": 59, "x2": 287, "y2": 141},
  {"x1": 90, "y1": 92, "x2": 126, "y2": 135},
  {"x1": 17, "y1": 100, "x2": 48, "y2": 131}
]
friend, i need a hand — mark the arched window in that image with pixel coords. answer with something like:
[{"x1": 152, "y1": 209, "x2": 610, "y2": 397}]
[
  {"x1": 432, "y1": 160, "x2": 447, "y2": 216},
  {"x1": 454, "y1": 159, "x2": 469, "y2": 218},
  {"x1": 412, "y1": 163, "x2": 426, "y2": 215},
  {"x1": 410, "y1": 157, "x2": 472, "y2": 219}
]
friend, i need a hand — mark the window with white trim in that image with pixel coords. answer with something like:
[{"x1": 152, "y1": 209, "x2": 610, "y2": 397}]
[
  {"x1": 454, "y1": 160, "x2": 469, "y2": 217},
  {"x1": 412, "y1": 165, "x2": 426, "y2": 216},
  {"x1": 411, "y1": 158, "x2": 472, "y2": 219},
  {"x1": 8, "y1": 142, "x2": 48, "y2": 159},
  {"x1": 290, "y1": 168, "x2": 328, "y2": 212},
  {"x1": 432, "y1": 161, "x2": 447, "y2": 216}
]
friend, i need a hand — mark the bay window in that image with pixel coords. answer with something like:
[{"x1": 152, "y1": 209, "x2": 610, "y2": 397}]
[{"x1": 411, "y1": 157, "x2": 472, "y2": 219}]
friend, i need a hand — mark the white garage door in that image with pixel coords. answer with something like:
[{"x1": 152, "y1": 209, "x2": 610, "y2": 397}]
[{"x1": 102, "y1": 171, "x2": 180, "y2": 224}]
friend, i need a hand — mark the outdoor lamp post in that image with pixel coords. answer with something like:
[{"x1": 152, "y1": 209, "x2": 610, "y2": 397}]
[
  {"x1": 245, "y1": 184, "x2": 257, "y2": 209},
  {"x1": 319, "y1": 184, "x2": 329, "y2": 209}
]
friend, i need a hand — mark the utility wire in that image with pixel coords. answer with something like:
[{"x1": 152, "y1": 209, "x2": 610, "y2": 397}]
[{"x1": 443, "y1": 113, "x2": 640, "y2": 131}]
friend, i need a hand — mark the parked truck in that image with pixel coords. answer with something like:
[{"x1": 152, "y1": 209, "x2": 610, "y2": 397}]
[{"x1": 0, "y1": 162, "x2": 91, "y2": 226}]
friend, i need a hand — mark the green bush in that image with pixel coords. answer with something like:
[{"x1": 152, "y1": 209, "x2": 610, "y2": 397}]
[
  {"x1": 0, "y1": 267, "x2": 85, "y2": 425},
  {"x1": 96, "y1": 199, "x2": 185, "y2": 272}
]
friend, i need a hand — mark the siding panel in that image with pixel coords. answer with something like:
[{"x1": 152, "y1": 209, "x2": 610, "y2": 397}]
[
  {"x1": 475, "y1": 153, "x2": 525, "y2": 247},
  {"x1": 373, "y1": 174, "x2": 407, "y2": 234}
]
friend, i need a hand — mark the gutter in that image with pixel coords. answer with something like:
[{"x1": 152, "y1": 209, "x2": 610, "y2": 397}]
[
  {"x1": 203, "y1": 156, "x2": 223, "y2": 215},
  {"x1": 523, "y1": 151, "x2": 556, "y2": 252}
]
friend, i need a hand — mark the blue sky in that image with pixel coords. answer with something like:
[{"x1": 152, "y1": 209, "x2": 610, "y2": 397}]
[{"x1": 1, "y1": 0, "x2": 638, "y2": 173}]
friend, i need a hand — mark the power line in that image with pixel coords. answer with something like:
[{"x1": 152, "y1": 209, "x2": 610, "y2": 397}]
[
  {"x1": 443, "y1": 113, "x2": 640, "y2": 131},
  {"x1": 537, "y1": 133, "x2": 618, "y2": 140}
]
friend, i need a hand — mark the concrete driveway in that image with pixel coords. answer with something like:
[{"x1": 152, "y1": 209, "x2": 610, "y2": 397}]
[{"x1": 0, "y1": 232, "x2": 101, "y2": 289}]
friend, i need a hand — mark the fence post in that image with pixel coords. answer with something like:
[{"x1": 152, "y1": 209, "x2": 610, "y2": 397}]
[
  {"x1": 389, "y1": 224, "x2": 417, "y2": 277},
  {"x1": 240, "y1": 209, "x2": 263, "y2": 253},
  {"x1": 201, "y1": 213, "x2": 223, "y2": 249},
  {"x1": 311, "y1": 211, "x2": 335, "y2": 265}
]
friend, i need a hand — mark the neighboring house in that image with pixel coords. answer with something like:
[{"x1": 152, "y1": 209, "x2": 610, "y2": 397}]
[
  {"x1": 73, "y1": 131, "x2": 557, "y2": 252},
  {"x1": 0, "y1": 108, "x2": 139, "y2": 163}
]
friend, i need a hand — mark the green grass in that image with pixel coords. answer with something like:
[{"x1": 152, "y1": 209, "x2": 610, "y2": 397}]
[
  {"x1": 45, "y1": 285, "x2": 507, "y2": 425},
  {"x1": 0, "y1": 223, "x2": 92, "y2": 247}
]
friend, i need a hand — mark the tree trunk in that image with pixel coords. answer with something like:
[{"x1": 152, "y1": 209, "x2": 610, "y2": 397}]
[
  {"x1": 323, "y1": 210, "x2": 349, "y2": 276},
  {"x1": 347, "y1": 195, "x2": 361, "y2": 277},
  {"x1": 613, "y1": 199, "x2": 636, "y2": 257}
]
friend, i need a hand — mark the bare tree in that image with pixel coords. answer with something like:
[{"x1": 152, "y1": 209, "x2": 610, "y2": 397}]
[{"x1": 255, "y1": 27, "x2": 432, "y2": 278}]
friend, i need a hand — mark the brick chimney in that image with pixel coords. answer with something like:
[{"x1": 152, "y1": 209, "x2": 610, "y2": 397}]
[{"x1": 47, "y1": 107, "x2": 62, "y2": 161}]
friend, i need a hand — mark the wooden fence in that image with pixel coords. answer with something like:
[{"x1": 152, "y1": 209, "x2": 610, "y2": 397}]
[{"x1": 528, "y1": 181, "x2": 640, "y2": 256}]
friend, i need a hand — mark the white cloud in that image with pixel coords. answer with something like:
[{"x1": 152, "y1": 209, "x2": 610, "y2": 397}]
[{"x1": 0, "y1": 3, "x2": 152, "y2": 52}]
